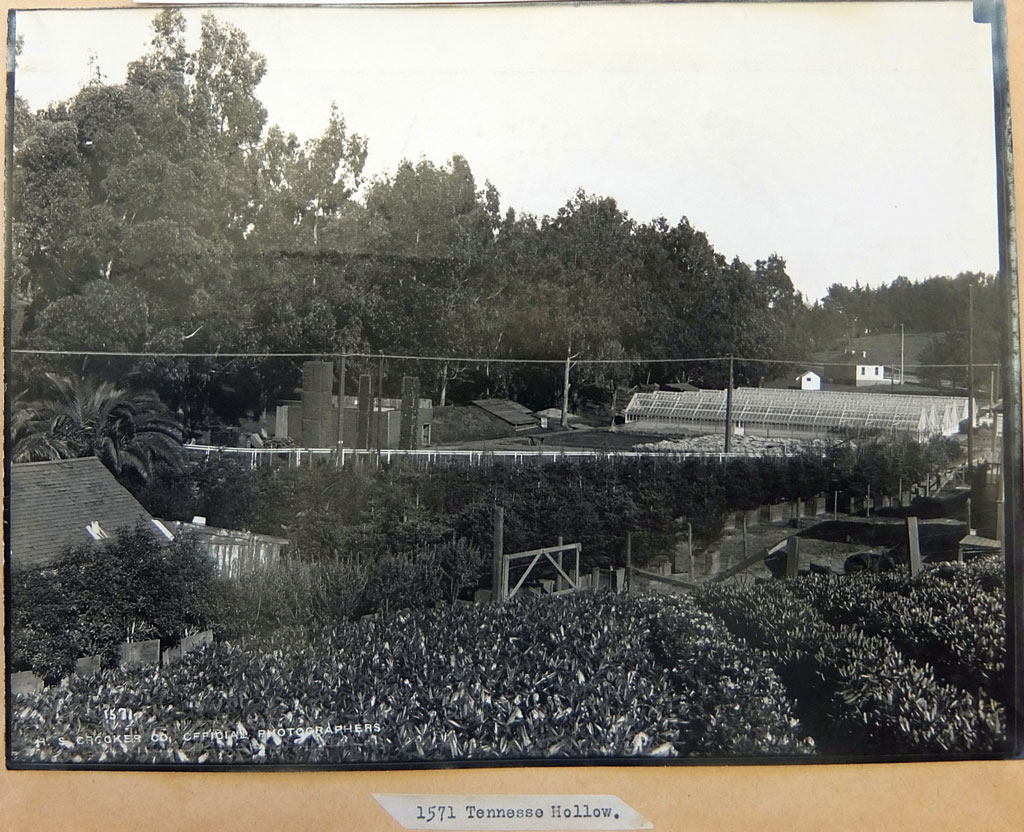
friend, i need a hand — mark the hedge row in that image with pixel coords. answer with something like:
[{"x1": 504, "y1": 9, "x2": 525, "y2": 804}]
[{"x1": 136, "y1": 450, "x2": 856, "y2": 569}]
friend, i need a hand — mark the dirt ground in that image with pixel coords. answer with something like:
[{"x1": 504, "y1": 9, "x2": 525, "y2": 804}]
[{"x1": 634, "y1": 515, "x2": 888, "y2": 592}]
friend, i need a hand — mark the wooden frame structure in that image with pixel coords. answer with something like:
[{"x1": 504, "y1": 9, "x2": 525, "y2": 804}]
[{"x1": 500, "y1": 542, "x2": 581, "y2": 602}]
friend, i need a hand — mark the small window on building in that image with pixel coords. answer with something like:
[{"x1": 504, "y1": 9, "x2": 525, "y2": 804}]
[
  {"x1": 874, "y1": 367, "x2": 880, "y2": 376},
  {"x1": 860, "y1": 367, "x2": 866, "y2": 376}
]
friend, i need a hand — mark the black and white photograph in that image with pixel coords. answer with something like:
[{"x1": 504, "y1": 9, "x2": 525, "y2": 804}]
[{"x1": 4, "y1": 0, "x2": 1022, "y2": 770}]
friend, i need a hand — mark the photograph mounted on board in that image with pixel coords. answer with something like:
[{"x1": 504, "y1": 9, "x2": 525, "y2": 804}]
[{"x1": 5, "y1": 0, "x2": 1021, "y2": 769}]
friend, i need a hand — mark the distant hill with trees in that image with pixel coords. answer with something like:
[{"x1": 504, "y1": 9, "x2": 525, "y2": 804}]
[{"x1": 797, "y1": 273, "x2": 1002, "y2": 392}]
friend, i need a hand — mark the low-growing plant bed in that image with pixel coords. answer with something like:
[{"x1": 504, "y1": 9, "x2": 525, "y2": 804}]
[
  {"x1": 696, "y1": 557, "x2": 1009, "y2": 757},
  {"x1": 10, "y1": 560, "x2": 1009, "y2": 766},
  {"x1": 11, "y1": 592, "x2": 811, "y2": 765}
]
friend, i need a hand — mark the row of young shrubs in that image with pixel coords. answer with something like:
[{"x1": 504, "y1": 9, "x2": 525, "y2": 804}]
[
  {"x1": 134, "y1": 436, "x2": 960, "y2": 571},
  {"x1": 695, "y1": 558, "x2": 1009, "y2": 756},
  {"x1": 10, "y1": 592, "x2": 812, "y2": 765},
  {"x1": 639, "y1": 595, "x2": 813, "y2": 756}
]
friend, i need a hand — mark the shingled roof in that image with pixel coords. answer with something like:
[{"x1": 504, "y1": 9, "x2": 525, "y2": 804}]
[{"x1": 8, "y1": 457, "x2": 156, "y2": 570}]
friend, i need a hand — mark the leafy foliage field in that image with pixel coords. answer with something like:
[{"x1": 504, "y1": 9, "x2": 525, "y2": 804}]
[
  {"x1": 10, "y1": 559, "x2": 1008, "y2": 766},
  {"x1": 10, "y1": 592, "x2": 808, "y2": 765},
  {"x1": 696, "y1": 557, "x2": 1008, "y2": 755}
]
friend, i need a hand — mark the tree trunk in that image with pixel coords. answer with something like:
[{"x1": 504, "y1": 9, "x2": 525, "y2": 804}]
[{"x1": 439, "y1": 361, "x2": 449, "y2": 408}]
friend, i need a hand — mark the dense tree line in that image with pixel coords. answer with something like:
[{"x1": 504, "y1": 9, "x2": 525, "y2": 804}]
[
  {"x1": 11, "y1": 10, "x2": 1000, "y2": 437},
  {"x1": 10, "y1": 10, "x2": 807, "y2": 429},
  {"x1": 811, "y1": 273, "x2": 1000, "y2": 338}
]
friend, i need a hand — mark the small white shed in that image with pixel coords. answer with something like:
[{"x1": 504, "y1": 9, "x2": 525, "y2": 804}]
[{"x1": 796, "y1": 371, "x2": 821, "y2": 391}]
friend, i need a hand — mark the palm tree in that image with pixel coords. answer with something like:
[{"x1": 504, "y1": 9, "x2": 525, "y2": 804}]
[{"x1": 10, "y1": 373, "x2": 187, "y2": 482}]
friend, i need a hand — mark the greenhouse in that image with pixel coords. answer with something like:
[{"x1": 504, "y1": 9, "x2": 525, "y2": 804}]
[{"x1": 622, "y1": 388, "x2": 969, "y2": 443}]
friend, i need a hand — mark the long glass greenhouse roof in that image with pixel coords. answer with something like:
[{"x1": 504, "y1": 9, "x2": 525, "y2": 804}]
[{"x1": 623, "y1": 388, "x2": 968, "y2": 438}]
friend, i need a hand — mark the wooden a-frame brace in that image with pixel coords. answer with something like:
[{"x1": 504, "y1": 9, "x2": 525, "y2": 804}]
[{"x1": 502, "y1": 543, "x2": 582, "y2": 601}]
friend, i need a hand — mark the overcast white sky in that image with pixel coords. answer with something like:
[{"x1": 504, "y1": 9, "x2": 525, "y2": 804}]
[{"x1": 12, "y1": 2, "x2": 999, "y2": 302}]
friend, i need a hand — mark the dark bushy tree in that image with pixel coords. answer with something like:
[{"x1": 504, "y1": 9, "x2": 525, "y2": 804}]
[{"x1": 9, "y1": 526, "x2": 215, "y2": 680}]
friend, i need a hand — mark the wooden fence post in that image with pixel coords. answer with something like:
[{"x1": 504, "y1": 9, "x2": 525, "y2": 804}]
[
  {"x1": 785, "y1": 536, "x2": 800, "y2": 579},
  {"x1": 687, "y1": 522, "x2": 694, "y2": 578},
  {"x1": 625, "y1": 531, "x2": 632, "y2": 595},
  {"x1": 492, "y1": 506, "x2": 504, "y2": 602},
  {"x1": 556, "y1": 535, "x2": 565, "y2": 592},
  {"x1": 575, "y1": 543, "x2": 581, "y2": 592},
  {"x1": 906, "y1": 516, "x2": 922, "y2": 577}
]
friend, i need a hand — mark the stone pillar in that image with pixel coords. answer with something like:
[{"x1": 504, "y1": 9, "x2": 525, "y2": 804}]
[
  {"x1": 301, "y1": 361, "x2": 334, "y2": 447},
  {"x1": 400, "y1": 376, "x2": 421, "y2": 450}
]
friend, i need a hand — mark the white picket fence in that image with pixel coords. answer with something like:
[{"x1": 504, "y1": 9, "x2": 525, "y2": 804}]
[{"x1": 184, "y1": 443, "x2": 756, "y2": 470}]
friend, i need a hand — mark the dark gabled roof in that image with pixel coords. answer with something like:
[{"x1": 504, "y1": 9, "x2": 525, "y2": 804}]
[
  {"x1": 9, "y1": 457, "x2": 155, "y2": 570},
  {"x1": 471, "y1": 399, "x2": 539, "y2": 428}
]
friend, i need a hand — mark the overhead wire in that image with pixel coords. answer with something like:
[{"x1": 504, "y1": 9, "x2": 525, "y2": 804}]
[{"x1": 7, "y1": 347, "x2": 1000, "y2": 371}]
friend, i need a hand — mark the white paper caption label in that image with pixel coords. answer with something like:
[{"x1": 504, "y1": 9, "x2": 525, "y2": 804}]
[{"x1": 373, "y1": 794, "x2": 653, "y2": 830}]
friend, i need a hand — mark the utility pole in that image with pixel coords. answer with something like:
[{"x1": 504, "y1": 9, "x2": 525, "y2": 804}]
[
  {"x1": 724, "y1": 354, "x2": 734, "y2": 453},
  {"x1": 561, "y1": 346, "x2": 578, "y2": 429},
  {"x1": 968, "y1": 284, "x2": 975, "y2": 469},
  {"x1": 900, "y1": 322, "x2": 905, "y2": 384}
]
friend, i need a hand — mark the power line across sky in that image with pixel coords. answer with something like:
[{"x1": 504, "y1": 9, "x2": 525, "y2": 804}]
[{"x1": 8, "y1": 348, "x2": 999, "y2": 371}]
